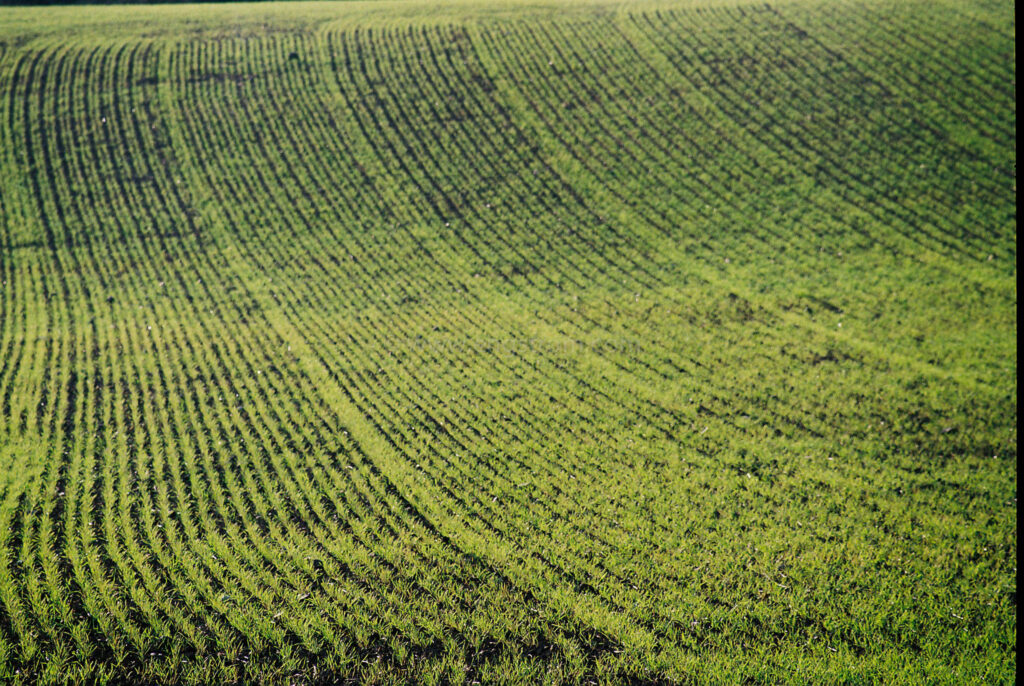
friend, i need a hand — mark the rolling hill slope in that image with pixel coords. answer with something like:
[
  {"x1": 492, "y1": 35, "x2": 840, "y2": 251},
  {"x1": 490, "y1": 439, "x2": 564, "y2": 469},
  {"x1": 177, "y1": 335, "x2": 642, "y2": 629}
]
[{"x1": 0, "y1": 0, "x2": 1016, "y2": 683}]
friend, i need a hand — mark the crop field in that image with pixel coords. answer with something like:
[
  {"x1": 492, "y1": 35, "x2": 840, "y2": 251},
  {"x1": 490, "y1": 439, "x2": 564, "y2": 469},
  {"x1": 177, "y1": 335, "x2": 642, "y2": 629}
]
[{"x1": 0, "y1": 0, "x2": 1016, "y2": 683}]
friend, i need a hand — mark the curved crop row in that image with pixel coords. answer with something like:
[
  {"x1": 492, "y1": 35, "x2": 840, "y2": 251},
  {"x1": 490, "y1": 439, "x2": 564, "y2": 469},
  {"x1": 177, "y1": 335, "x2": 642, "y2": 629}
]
[{"x1": 0, "y1": 1, "x2": 1015, "y2": 683}]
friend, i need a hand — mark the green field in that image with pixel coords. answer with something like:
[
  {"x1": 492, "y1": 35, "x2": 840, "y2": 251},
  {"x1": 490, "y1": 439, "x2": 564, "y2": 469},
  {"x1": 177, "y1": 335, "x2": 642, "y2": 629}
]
[{"x1": 0, "y1": 0, "x2": 1016, "y2": 683}]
